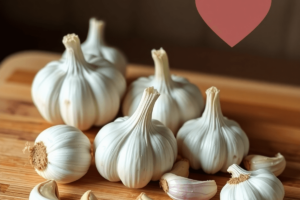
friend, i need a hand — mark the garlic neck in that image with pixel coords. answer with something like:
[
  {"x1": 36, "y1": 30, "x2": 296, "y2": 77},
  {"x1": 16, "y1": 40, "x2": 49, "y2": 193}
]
[
  {"x1": 227, "y1": 164, "x2": 251, "y2": 185},
  {"x1": 152, "y1": 48, "x2": 173, "y2": 92},
  {"x1": 202, "y1": 86, "x2": 225, "y2": 126},
  {"x1": 39, "y1": 180, "x2": 59, "y2": 200},
  {"x1": 63, "y1": 34, "x2": 88, "y2": 74},
  {"x1": 86, "y1": 18, "x2": 106, "y2": 46},
  {"x1": 129, "y1": 87, "x2": 160, "y2": 129}
]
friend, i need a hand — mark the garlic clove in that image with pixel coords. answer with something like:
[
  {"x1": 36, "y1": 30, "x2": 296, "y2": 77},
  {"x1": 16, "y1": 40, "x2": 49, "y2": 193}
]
[
  {"x1": 29, "y1": 180, "x2": 59, "y2": 200},
  {"x1": 81, "y1": 190, "x2": 98, "y2": 200},
  {"x1": 136, "y1": 192, "x2": 153, "y2": 200},
  {"x1": 243, "y1": 153, "x2": 286, "y2": 176}
]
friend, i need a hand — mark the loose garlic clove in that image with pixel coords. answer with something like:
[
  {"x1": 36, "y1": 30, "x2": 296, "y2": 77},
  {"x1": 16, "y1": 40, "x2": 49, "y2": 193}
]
[
  {"x1": 160, "y1": 158, "x2": 217, "y2": 200},
  {"x1": 81, "y1": 190, "x2": 98, "y2": 200},
  {"x1": 136, "y1": 192, "x2": 153, "y2": 200},
  {"x1": 29, "y1": 180, "x2": 59, "y2": 200},
  {"x1": 243, "y1": 153, "x2": 286, "y2": 176}
]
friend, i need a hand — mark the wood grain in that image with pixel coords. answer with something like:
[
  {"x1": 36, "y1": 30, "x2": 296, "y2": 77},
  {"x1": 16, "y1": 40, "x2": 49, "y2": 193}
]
[{"x1": 0, "y1": 51, "x2": 300, "y2": 199}]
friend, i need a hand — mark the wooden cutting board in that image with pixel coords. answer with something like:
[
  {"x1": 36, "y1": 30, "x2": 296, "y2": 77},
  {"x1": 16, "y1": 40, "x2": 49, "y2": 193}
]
[{"x1": 0, "y1": 51, "x2": 300, "y2": 200}]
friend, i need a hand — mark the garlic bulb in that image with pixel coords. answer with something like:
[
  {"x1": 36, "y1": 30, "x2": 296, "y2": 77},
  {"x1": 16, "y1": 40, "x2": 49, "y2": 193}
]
[
  {"x1": 29, "y1": 180, "x2": 59, "y2": 200},
  {"x1": 243, "y1": 153, "x2": 286, "y2": 176},
  {"x1": 123, "y1": 48, "x2": 204, "y2": 133},
  {"x1": 81, "y1": 18, "x2": 127, "y2": 76},
  {"x1": 220, "y1": 164, "x2": 285, "y2": 200},
  {"x1": 25, "y1": 125, "x2": 91, "y2": 183},
  {"x1": 94, "y1": 87, "x2": 177, "y2": 188},
  {"x1": 177, "y1": 86, "x2": 249, "y2": 174},
  {"x1": 136, "y1": 193, "x2": 153, "y2": 200},
  {"x1": 32, "y1": 34, "x2": 126, "y2": 131},
  {"x1": 160, "y1": 158, "x2": 217, "y2": 200},
  {"x1": 81, "y1": 190, "x2": 98, "y2": 200}
]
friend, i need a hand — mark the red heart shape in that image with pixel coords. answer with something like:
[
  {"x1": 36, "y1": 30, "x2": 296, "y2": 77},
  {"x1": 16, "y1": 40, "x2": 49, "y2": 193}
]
[{"x1": 196, "y1": 0, "x2": 272, "y2": 47}]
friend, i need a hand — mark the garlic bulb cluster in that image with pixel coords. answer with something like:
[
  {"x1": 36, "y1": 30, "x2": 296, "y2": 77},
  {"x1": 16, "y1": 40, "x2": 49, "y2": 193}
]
[
  {"x1": 81, "y1": 18, "x2": 127, "y2": 76},
  {"x1": 177, "y1": 86, "x2": 249, "y2": 174},
  {"x1": 81, "y1": 190, "x2": 98, "y2": 200},
  {"x1": 29, "y1": 180, "x2": 59, "y2": 200},
  {"x1": 123, "y1": 48, "x2": 204, "y2": 133},
  {"x1": 136, "y1": 193, "x2": 153, "y2": 200},
  {"x1": 243, "y1": 153, "x2": 286, "y2": 176},
  {"x1": 32, "y1": 34, "x2": 126, "y2": 130},
  {"x1": 25, "y1": 125, "x2": 91, "y2": 183},
  {"x1": 160, "y1": 158, "x2": 217, "y2": 200},
  {"x1": 94, "y1": 87, "x2": 177, "y2": 188},
  {"x1": 221, "y1": 164, "x2": 285, "y2": 200}
]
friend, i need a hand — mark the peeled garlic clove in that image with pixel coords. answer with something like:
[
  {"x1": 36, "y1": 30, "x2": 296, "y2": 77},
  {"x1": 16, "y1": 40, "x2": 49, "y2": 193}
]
[
  {"x1": 160, "y1": 158, "x2": 217, "y2": 200},
  {"x1": 81, "y1": 190, "x2": 98, "y2": 200},
  {"x1": 243, "y1": 153, "x2": 286, "y2": 176},
  {"x1": 29, "y1": 180, "x2": 59, "y2": 200},
  {"x1": 136, "y1": 192, "x2": 153, "y2": 200}
]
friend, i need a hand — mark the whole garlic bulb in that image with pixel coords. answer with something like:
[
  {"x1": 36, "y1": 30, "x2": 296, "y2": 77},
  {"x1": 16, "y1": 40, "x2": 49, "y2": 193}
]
[
  {"x1": 32, "y1": 34, "x2": 126, "y2": 131},
  {"x1": 94, "y1": 87, "x2": 177, "y2": 188},
  {"x1": 123, "y1": 48, "x2": 204, "y2": 134},
  {"x1": 160, "y1": 158, "x2": 217, "y2": 200},
  {"x1": 25, "y1": 125, "x2": 91, "y2": 183},
  {"x1": 243, "y1": 153, "x2": 286, "y2": 176},
  {"x1": 177, "y1": 86, "x2": 249, "y2": 174},
  {"x1": 29, "y1": 180, "x2": 59, "y2": 200},
  {"x1": 81, "y1": 190, "x2": 98, "y2": 200},
  {"x1": 220, "y1": 164, "x2": 285, "y2": 200},
  {"x1": 81, "y1": 18, "x2": 127, "y2": 76}
]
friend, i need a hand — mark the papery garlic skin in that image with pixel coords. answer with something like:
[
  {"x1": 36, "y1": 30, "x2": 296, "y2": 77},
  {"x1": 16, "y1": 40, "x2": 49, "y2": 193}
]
[
  {"x1": 94, "y1": 87, "x2": 177, "y2": 188},
  {"x1": 32, "y1": 34, "x2": 126, "y2": 131},
  {"x1": 31, "y1": 125, "x2": 91, "y2": 183},
  {"x1": 81, "y1": 190, "x2": 98, "y2": 200},
  {"x1": 123, "y1": 48, "x2": 204, "y2": 134},
  {"x1": 81, "y1": 18, "x2": 127, "y2": 76},
  {"x1": 220, "y1": 164, "x2": 285, "y2": 200},
  {"x1": 177, "y1": 87, "x2": 249, "y2": 174},
  {"x1": 243, "y1": 153, "x2": 286, "y2": 176},
  {"x1": 29, "y1": 180, "x2": 59, "y2": 200}
]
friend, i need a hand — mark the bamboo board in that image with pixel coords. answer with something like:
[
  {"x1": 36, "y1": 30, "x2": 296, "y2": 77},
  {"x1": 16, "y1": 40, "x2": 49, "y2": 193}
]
[{"x1": 0, "y1": 51, "x2": 300, "y2": 200}]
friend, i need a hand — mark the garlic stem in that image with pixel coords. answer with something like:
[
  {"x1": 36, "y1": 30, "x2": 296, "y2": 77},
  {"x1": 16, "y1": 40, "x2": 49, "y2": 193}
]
[
  {"x1": 39, "y1": 180, "x2": 59, "y2": 199},
  {"x1": 128, "y1": 87, "x2": 160, "y2": 128},
  {"x1": 86, "y1": 18, "x2": 106, "y2": 46},
  {"x1": 227, "y1": 164, "x2": 251, "y2": 184},
  {"x1": 136, "y1": 192, "x2": 153, "y2": 200},
  {"x1": 152, "y1": 48, "x2": 173, "y2": 91}
]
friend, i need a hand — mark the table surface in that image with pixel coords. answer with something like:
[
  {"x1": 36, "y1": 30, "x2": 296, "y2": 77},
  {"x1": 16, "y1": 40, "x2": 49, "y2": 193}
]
[{"x1": 0, "y1": 51, "x2": 299, "y2": 199}]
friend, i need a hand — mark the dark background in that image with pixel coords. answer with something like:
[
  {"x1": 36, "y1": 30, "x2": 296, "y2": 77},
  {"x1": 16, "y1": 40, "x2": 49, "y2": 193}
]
[{"x1": 0, "y1": 0, "x2": 299, "y2": 85}]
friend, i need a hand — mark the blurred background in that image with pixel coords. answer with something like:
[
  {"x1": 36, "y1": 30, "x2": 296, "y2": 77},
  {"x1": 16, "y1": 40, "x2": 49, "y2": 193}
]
[{"x1": 0, "y1": 0, "x2": 299, "y2": 85}]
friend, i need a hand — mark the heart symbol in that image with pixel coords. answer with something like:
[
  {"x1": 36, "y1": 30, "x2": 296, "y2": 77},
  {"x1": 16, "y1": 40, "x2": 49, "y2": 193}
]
[{"x1": 196, "y1": 0, "x2": 272, "y2": 47}]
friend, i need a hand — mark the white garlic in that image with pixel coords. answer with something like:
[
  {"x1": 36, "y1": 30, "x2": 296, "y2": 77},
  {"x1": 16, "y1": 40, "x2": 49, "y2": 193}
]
[
  {"x1": 177, "y1": 86, "x2": 249, "y2": 174},
  {"x1": 94, "y1": 87, "x2": 177, "y2": 188},
  {"x1": 136, "y1": 192, "x2": 153, "y2": 200},
  {"x1": 81, "y1": 18, "x2": 127, "y2": 76},
  {"x1": 81, "y1": 190, "x2": 98, "y2": 200},
  {"x1": 123, "y1": 48, "x2": 204, "y2": 134},
  {"x1": 29, "y1": 180, "x2": 59, "y2": 200},
  {"x1": 160, "y1": 158, "x2": 217, "y2": 200},
  {"x1": 243, "y1": 153, "x2": 286, "y2": 176},
  {"x1": 220, "y1": 164, "x2": 285, "y2": 200},
  {"x1": 25, "y1": 125, "x2": 91, "y2": 183},
  {"x1": 32, "y1": 33, "x2": 126, "y2": 131}
]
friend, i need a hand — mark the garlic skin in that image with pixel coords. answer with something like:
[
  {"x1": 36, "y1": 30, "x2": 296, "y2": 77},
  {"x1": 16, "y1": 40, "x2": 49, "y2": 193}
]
[
  {"x1": 177, "y1": 86, "x2": 249, "y2": 174},
  {"x1": 243, "y1": 153, "x2": 286, "y2": 176},
  {"x1": 27, "y1": 125, "x2": 91, "y2": 183},
  {"x1": 81, "y1": 18, "x2": 127, "y2": 76},
  {"x1": 94, "y1": 87, "x2": 177, "y2": 188},
  {"x1": 81, "y1": 190, "x2": 98, "y2": 200},
  {"x1": 123, "y1": 48, "x2": 204, "y2": 134},
  {"x1": 220, "y1": 164, "x2": 285, "y2": 200},
  {"x1": 29, "y1": 180, "x2": 59, "y2": 200},
  {"x1": 136, "y1": 192, "x2": 153, "y2": 200},
  {"x1": 32, "y1": 34, "x2": 126, "y2": 131},
  {"x1": 160, "y1": 159, "x2": 217, "y2": 200}
]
